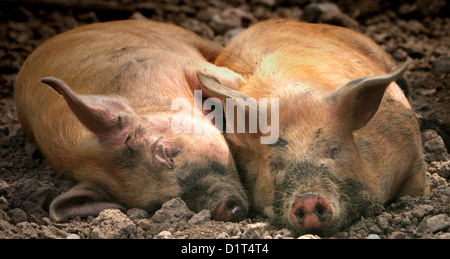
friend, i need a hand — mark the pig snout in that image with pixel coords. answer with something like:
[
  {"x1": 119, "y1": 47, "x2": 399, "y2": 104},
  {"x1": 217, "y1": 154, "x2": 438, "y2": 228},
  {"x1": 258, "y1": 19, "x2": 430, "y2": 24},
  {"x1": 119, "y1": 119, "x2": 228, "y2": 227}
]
[
  {"x1": 177, "y1": 160, "x2": 248, "y2": 222},
  {"x1": 212, "y1": 195, "x2": 246, "y2": 222},
  {"x1": 291, "y1": 193, "x2": 333, "y2": 232}
]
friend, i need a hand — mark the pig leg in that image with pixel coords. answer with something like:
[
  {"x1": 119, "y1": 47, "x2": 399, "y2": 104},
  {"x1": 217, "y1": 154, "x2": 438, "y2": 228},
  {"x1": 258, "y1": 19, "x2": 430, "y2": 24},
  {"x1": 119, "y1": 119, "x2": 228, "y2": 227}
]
[{"x1": 392, "y1": 166, "x2": 427, "y2": 201}]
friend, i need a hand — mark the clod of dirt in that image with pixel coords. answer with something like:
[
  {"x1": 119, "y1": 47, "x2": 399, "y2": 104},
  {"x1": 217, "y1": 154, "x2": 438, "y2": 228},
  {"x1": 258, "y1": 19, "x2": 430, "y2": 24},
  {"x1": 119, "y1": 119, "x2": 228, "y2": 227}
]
[
  {"x1": 422, "y1": 129, "x2": 449, "y2": 163},
  {"x1": 431, "y1": 56, "x2": 450, "y2": 75},
  {"x1": 150, "y1": 197, "x2": 195, "y2": 223},
  {"x1": 302, "y1": 3, "x2": 359, "y2": 30},
  {"x1": 416, "y1": 214, "x2": 450, "y2": 233},
  {"x1": 428, "y1": 161, "x2": 450, "y2": 178},
  {"x1": 90, "y1": 209, "x2": 139, "y2": 239},
  {"x1": 209, "y1": 7, "x2": 256, "y2": 35},
  {"x1": 241, "y1": 222, "x2": 269, "y2": 239}
]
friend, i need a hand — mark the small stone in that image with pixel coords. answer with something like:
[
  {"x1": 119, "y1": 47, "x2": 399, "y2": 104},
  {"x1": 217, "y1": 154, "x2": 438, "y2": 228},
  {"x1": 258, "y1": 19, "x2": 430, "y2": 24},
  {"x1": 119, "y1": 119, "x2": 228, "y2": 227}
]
[
  {"x1": 416, "y1": 214, "x2": 450, "y2": 234},
  {"x1": 0, "y1": 203, "x2": 9, "y2": 218},
  {"x1": 432, "y1": 56, "x2": 450, "y2": 75},
  {"x1": 252, "y1": 0, "x2": 276, "y2": 7},
  {"x1": 367, "y1": 234, "x2": 381, "y2": 239},
  {"x1": 209, "y1": 8, "x2": 255, "y2": 34},
  {"x1": 66, "y1": 234, "x2": 81, "y2": 239},
  {"x1": 403, "y1": 40, "x2": 424, "y2": 57},
  {"x1": 8, "y1": 208, "x2": 27, "y2": 224},
  {"x1": 150, "y1": 198, "x2": 194, "y2": 223},
  {"x1": 297, "y1": 234, "x2": 321, "y2": 239},
  {"x1": 129, "y1": 12, "x2": 148, "y2": 20},
  {"x1": 389, "y1": 231, "x2": 406, "y2": 239},
  {"x1": 440, "y1": 233, "x2": 450, "y2": 239},
  {"x1": 377, "y1": 213, "x2": 391, "y2": 230},
  {"x1": 25, "y1": 142, "x2": 37, "y2": 157},
  {"x1": 188, "y1": 210, "x2": 211, "y2": 225},
  {"x1": 0, "y1": 180, "x2": 9, "y2": 197},
  {"x1": 0, "y1": 219, "x2": 13, "y2": 235},
  {"x1": 274, "y1": 234, "x2": 284, "y2": 239},
  {"x1": 224, "y1": 27, "x2": 245, "y2": 41},
  {"x1": 428, "y1": 161, "x2": 450, "y2": 179},
  {"x1": 90, "y1": 209, "x2": 137, "y2": 239},
  {"x1": 411, "y1": 204, "x2": 434, "y2": 219},
  {"x1": 38, "y1": 226, "x2": 57, "y2": 239},
  {"x1": 135, "y1": 219, "x2": 152, "y2": 231},
  {"x1": 155, "y1": 230, "x2": 173, "y2": 239},
  {"x1": 274, "y1": 228, "x2": 294, "y2": 238},
  {"x1": 368, "y1": 224, "x2": 383, "y2": 235},
  {"x1": 302, "y1": 2, "x2": 359, "y2": 30},
  {"x1": 422, "y1": 129, "x2": 449, "y2": 163},
  {"x1": 241, "y1": 222, "x2": 267, "y2": 239},
  {"x1": 224, "y1": 222, "x2": 242, "y2": 236},
  {"x1": 217, "y1": 232, "x2": 230, "y2": 239},
  {"x1": 303, "y1": 3, "x2": 341, "y2": 22}
]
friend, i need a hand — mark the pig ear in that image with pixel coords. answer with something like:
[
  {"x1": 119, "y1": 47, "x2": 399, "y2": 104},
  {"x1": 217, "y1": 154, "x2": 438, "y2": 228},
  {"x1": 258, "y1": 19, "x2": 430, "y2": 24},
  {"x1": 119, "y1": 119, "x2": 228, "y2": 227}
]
[
  {"x1": 197, "y1": 72, "x2": 257, "y2": 113},
  {"x1": 40, "y1": 77, "x2": 135, "y2": 138},
  {"x1": 197, "y1": 72, "x2": 251, "y2": 101},
  {"x1": 332, "y1": 61, "x2": 411, "y2": 131},
  {"x1": 49, "y1": 183, "x2": 125, "y2": 222},
  {"x1": 186, "y1": 61, "x2": 243, "y2": 97},
  {"x1": 198, "y1": 72, "x2": 262, "y2": 144}
]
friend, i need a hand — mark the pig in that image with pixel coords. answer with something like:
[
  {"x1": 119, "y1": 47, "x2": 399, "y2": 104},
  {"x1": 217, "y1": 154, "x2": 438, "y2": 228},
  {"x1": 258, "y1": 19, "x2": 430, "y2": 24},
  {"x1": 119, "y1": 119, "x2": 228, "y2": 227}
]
[
  {"x1": 198, "y1": 19, "x2": 426, "y2": 236},
  {"x1": 14, "y1": 20, "x2": 247, "y2": 222}
]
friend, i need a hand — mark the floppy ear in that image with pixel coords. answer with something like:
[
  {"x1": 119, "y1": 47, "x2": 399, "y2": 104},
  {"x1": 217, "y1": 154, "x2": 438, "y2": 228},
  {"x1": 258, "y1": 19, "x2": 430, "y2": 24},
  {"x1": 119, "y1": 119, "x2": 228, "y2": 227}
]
[
  {"x1": 332, "y1": 61, "x2": 411, "y2": 131},
  {"x1": 49, "y1": 182, "x2": 125, "y2": 222},
  {"x1": 40, "y1": 77, "x2": 135, "y2": 139},
  {"x1": 197, "y1": 72, "x2": 282, "y2": 144},
  {"x1": 184, "y1": 61, "x2": 243, "y2": 97},
  {"x1": 197, "y1": 72, "x2": 256, "y2": 112},
  {"x1": 197, "y1": 71, "x2": 258, "y2": 131}
]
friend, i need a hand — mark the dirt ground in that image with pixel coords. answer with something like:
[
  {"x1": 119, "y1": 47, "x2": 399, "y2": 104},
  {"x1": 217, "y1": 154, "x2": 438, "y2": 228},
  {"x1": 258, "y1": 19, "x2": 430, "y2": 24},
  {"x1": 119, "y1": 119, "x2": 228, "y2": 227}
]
[{"x1": 0, "y1": 0, "x2": 449, "y2": 239}]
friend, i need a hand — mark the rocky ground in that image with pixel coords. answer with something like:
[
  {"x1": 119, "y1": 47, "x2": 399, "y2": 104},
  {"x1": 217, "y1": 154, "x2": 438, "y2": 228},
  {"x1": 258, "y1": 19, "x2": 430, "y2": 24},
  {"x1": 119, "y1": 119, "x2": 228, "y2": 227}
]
[{"x1": 0, "y1": 0, "x2": 449, "y2": 239}]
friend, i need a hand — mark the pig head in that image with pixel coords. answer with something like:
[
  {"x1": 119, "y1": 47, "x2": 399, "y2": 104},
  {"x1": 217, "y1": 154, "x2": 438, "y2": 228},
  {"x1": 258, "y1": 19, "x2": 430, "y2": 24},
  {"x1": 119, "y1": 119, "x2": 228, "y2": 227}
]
[
  {"x1": 14, "y1": 20, "x2": 247, "y2": 222},
  {"x1": 198, "y1": 19, "x2": 426, "y2": 235}
]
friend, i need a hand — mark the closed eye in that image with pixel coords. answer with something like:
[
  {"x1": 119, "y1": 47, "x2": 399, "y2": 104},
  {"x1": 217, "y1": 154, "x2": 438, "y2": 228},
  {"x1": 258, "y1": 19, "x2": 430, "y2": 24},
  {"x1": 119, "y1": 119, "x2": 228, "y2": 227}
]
[
  {"x1": 327, "y1": 144, "x2": 341, "y2": 159},
  {"x1": 268, "y1": 137, "x2": 288, "y2": 148}
]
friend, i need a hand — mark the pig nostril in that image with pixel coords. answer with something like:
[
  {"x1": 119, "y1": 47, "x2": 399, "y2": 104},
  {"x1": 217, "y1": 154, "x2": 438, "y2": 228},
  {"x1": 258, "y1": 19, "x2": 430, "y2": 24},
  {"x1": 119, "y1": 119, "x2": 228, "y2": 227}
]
[
  {"x1": 314, "y1": 204, "x2": 327, "y2": 221},
  {"x1": 212, "y1": 195, "x2": 247, "y2": 222},
  {"x1": 295, "y1": 209, "x2": 306, "y2": 224},
  {"x1": 229, "y1": 204, "x2": 241, "y2": 216}
]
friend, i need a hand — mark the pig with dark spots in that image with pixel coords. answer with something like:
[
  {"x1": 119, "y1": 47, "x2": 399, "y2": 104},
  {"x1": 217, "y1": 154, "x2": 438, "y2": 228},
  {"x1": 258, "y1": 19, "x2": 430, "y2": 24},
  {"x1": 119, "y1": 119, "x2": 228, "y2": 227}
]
[
  {"x1": 14, "y1": 20, "x2": 247, "y2": 222},
  {"x1": 198, "y1": 19, "x2": 426, "y2": 236}
]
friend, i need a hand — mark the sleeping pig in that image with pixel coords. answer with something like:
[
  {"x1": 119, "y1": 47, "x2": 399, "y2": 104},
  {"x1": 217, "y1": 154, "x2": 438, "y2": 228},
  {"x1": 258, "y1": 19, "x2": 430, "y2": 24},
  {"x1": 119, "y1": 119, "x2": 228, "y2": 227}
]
[
  {"x1": 198, "y1": 19, "x2": 426, "y2": 236},
  {"x1": 14, "y1": 20, "x2": 247, "y2": 222}
]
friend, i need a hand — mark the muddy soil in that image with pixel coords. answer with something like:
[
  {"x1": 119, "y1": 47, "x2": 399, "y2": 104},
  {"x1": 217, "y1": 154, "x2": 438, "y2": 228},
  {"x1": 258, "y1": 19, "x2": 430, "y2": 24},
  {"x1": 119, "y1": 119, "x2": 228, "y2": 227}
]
[{"x1": 0, "y1": 0, "x2": 449, "y2": 239}]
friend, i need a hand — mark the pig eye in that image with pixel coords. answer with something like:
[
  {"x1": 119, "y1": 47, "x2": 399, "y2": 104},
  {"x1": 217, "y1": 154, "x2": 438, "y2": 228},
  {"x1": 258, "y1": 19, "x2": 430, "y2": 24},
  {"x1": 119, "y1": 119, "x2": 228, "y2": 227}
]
[
  {"x1": 269, "y1": 160, "x2": 284, "y2": 172},
  {"x1": 328, "y1": 145, "x2": 340, "y2": 159}
]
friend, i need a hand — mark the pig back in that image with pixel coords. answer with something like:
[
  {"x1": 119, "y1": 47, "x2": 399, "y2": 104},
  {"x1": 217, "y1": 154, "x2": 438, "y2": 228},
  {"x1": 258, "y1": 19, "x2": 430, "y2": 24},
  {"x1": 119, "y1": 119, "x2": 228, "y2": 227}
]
[{"x1": 216, "y1": 19, "x2": 408, "y2": 103}]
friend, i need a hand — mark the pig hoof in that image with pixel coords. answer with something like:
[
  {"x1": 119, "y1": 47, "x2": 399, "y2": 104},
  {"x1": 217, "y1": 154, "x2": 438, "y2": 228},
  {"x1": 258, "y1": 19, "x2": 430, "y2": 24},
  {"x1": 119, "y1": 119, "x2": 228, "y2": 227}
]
[
  {"x1": 291, "y1": 193, "x2": 332, "y2": 232},
  {"x1": 212, "y1": 195, "x2": 247, "y2": 222}
]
